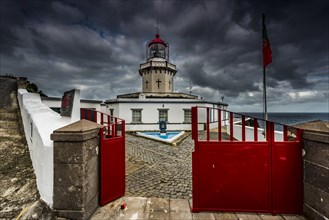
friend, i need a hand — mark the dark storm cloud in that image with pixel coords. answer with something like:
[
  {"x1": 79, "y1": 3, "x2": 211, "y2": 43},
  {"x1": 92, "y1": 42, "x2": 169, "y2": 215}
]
[{"x1": 1, "y1": 0, "x2": 328, "y2": 112}]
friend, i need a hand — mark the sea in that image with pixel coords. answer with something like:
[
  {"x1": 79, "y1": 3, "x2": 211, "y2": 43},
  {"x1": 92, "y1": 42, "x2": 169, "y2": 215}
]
[{"x1": 238, "y1": 112, "x2": 329, "y2": 131}]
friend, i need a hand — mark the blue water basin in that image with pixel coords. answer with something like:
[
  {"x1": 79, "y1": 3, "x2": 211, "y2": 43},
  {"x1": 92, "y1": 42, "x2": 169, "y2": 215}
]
[
  {"x1": 142, "y1": 131, "x2": 180, "y2": 139},
  {"x1": 136, "y1": 131, "x2": 185, "y2": 143}
]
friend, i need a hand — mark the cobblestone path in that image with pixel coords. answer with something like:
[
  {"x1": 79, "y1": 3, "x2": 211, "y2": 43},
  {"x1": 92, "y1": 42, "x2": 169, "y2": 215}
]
[{"x1": 125, "y1": 133, "x2": 194, "y2": 199}]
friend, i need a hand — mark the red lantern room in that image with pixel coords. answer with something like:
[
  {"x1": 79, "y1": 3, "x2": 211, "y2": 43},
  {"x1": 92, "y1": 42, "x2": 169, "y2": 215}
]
[{"x1": 146, "y1": 33, "x2": 169, "y2": 60}]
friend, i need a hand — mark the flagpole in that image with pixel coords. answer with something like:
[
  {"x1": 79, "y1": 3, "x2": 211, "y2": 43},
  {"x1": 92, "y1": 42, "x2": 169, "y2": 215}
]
[
  {"x1": 263, "y1": 66, "x2": 268, "y2": 121},
  {"x1": 262, "y1": 14, "x2": 269, "y2": 121}
]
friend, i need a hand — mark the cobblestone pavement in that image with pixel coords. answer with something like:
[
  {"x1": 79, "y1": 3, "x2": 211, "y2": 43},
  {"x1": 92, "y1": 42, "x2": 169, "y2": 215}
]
[{"x1": 125, "y1": 133, "x2": 194, "y2": 199}]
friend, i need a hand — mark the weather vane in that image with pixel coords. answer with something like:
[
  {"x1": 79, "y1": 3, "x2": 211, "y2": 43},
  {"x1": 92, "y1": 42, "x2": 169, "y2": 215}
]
[{"x1": 156, "y1": 18, "x2": 159, "y2": 35}]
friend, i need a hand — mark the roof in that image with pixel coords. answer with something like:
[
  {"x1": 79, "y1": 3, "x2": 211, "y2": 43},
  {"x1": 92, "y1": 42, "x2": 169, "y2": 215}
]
[
  {"x1": 116, "y1": 92, "x2": 198, "y2": 99},
  {"x1": 105, "y1": 92, "x2": 228, "y2": 106},
  {"x1": 41, "y1": 96, "x2": 103, "y2": 104},
  {"x1": 148, "y1": 34, "x2": 167, "y2": 47},
  {"x1": 105, "y1": 99, "x2": 228, "y2": 106}
]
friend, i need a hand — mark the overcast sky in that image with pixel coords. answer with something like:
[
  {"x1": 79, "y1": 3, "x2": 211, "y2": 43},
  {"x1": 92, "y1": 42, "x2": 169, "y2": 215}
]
[{"x1": 1, "y1": 0, "x2": 328, "y2": 112}]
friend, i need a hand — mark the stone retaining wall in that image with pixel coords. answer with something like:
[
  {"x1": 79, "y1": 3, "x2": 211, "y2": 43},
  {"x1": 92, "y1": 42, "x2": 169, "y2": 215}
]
[{"x1": 303, "y1": 130, "x2": 329, "y2": 220}]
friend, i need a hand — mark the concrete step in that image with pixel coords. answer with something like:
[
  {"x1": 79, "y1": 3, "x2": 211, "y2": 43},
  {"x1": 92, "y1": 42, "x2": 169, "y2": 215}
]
[
  {"x1": 0, "y1": 120, "x2": 20, "y2": 130},
  {"x1": 0, "y1": 151, "x2": 34, "y2": 176},
  {"x1": 0, "y1": 135, "x2": 26, "y2": 144},
  {"x1": 0, "y1": 128, "x2": 22, "y2": 137},
  {"x1": 0, "y1": 139, "x2": 27, "y2": 152},
  {"x1": 0, "y1": 108, "x2": 18, "y2": 114},
  {"x1": 0, "y1": 112, "x2": 18, "y2": 121}
]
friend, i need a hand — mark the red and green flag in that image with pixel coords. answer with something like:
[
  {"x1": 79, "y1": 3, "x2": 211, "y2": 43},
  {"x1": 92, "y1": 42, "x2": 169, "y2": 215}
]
[{"x1": 262, "y1": 14, "x2": 272, "y2": 67}]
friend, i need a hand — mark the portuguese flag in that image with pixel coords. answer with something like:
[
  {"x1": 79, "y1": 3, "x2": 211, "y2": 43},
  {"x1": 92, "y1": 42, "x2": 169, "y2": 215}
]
[{"x1": 262, "y1": 14, "x2": 272, "y2": 67}]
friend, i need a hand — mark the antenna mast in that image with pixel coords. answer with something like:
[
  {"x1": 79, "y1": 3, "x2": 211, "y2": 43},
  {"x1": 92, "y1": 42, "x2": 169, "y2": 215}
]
[{"x1": 156, "y1": 18, "x2": 159, "y2": 34}]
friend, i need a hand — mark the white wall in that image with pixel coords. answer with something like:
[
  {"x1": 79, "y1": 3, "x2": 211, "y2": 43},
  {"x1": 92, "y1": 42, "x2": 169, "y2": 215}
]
[
  {"x1": 17, "y1": 89, "x2": 80, "y2": 206},
  {"x1": 81, "y1": 102, "x2": 102, "y2": 111},
  {"x1": 42, "y1": 98, "x2": 102, "y2": 112},
  {"x1": 126, "y1": 123, "x2": 193, "y2": 131},
  {"x1": 227, "y1": 123, "x2": 284, "y2": 141},
  {"x1": 107, "y1": 100, "x2": 227, "y2": 131},
  {"x1": 41, "y1": 99, "x2": 61, "y2": 109}
]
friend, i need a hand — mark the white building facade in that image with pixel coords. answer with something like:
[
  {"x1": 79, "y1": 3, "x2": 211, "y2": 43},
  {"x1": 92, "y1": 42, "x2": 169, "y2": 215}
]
[{"x1": 105, "y1": 97, "x2": 227, "y2": 131}]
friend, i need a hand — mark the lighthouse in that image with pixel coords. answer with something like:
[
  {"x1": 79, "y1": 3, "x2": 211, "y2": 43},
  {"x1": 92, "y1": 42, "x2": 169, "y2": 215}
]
[
  {"x1": 41, "y1": 28, "x2": 228, "y2": 132},
  {"x1": 139, "y1": 32, "x2": 177, "y2": 93},
  {"x1": 102, "y1": 29, "x2": 228, "y2": 131}
]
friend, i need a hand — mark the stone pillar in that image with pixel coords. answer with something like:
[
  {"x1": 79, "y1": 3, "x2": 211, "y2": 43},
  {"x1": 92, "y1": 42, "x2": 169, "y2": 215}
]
[
  {"x1": 303, "y1": 129, "x2": 329, "y2": 220},
  {"x1": 51, "y1": 119, "x2": 102, "y2": 219}
]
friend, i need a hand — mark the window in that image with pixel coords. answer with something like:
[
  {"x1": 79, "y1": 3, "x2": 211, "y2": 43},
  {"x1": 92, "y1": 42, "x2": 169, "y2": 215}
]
[
  {"x1": 30, "y1": 122, "x2": 33, "y2": 138},
  {"x1": 184, "y1": 109, "x2": 192, "y2": 123},
  {"x1": 158, "y1": 109, "x2": 168, "y2": 122},
  {"x1": 50, "y1": 107, "x2": 61, "y2": 114},
  {"x1": 109, "y1": 109, "x2": 114, "y2": 123},
  {"x1": 132, "y1": 109, "x2": 142, "y2": 123}
]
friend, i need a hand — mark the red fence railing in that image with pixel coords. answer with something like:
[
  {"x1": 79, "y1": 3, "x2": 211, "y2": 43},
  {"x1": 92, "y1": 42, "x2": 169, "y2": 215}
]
[
  {"x1": 81, "y1": 108, "x2": 125, "y2": 138},
  {"x1": 81, "y1": 108, "x2": 125, "y2": 206},
  {"x1": 192, "y1": 106, "x2": 302, "y2": 142},
  {"x1": 191, "y1": 106, "x2": 303, "y2": 214}
]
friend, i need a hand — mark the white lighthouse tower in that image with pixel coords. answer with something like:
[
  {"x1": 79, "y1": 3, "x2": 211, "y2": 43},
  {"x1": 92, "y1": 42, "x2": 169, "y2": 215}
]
[{"x1": 139, "y1": 31, "x2": 177, "y2": 93}]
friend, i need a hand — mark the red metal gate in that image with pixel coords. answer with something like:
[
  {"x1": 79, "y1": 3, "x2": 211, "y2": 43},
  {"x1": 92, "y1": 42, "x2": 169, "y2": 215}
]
[
  {"x1": 81, "y1": 109, "x2": 125, "y2": 206},
  {"x1": 191, "y1": 106, "x2": 303, "y2": 214}
]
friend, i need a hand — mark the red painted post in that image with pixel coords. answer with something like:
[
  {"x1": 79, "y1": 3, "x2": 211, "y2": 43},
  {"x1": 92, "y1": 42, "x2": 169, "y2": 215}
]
[
  {"x1": 115, "y1": 118, "x2": 118, "y2": 137},
  {"x1": 81, "y1": 109, "x2": 86, "y2": 119},
  {"x1": 206, "y1": 108, "x2": 210, "y2": 141},
  {"x1": 94, "y1": 111, "x2": 97, "y2": 123},
  {"x1": 254, "y1": 118, "x2": 258, "y2": 141},
  {"x1": 266, "y1": 121, "x2": 270, "y2": 142},
  {"x1": 283, "y1": 125, "x2": 288, "y2": 141},
  {"x1": 242, "y1": 115, "x2": 246, "y2": 141},
  {"x1": 269, "y1": 122, "x2": 275, "y2": 214},
  {"x1": 192, "y1": 107, "x2": 198, "y2": 141},
  {"x1": 191, "y1": 107, "x2": 200, "y2": 211},
  {"x1": 100, "y1": 127, "x2": 104, "y2": 142},
  {"x1": 218, "y1": 109, "x2": 221, "y2": 141},
  {"x1": 111, "y1": 123, "x2": 115, "y2": 137},
  {"x1": 230, "y1": 112, "x2": 234, "y2": 141},
  {"x1": 101, "y1": 113, "x2": 104, "y2": 125},
  {"x1": 107, "y1": 115, "x2": 110, "y2": 136},
  {"x1": 88, "y1": 109, "x2": 92, "y2": 121},
  {"x1": 122, "y1": 120, "x2": 125, "y2": 138}
]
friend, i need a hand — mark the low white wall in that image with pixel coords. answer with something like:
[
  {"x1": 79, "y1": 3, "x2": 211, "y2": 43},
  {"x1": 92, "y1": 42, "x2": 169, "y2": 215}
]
[
  {"x1": 126, "y1": 123, "x2": 192, "y2": 131},
  {"x1": 227, "y1": 123, "x2": 284, "y2": 141},
  {"x1": 42, "y1": 98, "x2": 103, "y2": 112},
  {"x1": 17, "y1": 89, "x2": 80, "y2": 206}
]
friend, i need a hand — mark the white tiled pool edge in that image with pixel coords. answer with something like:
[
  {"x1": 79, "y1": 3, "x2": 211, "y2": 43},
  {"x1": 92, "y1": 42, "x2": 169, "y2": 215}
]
[{"x1": 136, "y1": 131, "x2": 185, "y2": 143}]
